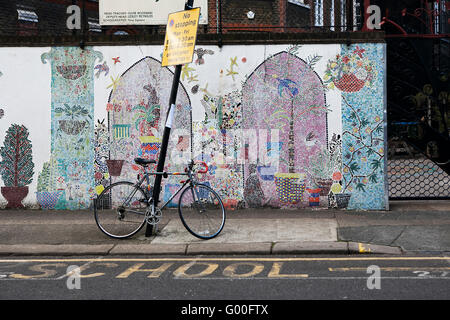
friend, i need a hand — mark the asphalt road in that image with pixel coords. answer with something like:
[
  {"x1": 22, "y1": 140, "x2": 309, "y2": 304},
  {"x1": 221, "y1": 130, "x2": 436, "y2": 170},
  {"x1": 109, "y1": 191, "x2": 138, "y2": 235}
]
[{"x1": 1, "y1": 255, "x2": 449, "y2": 304}]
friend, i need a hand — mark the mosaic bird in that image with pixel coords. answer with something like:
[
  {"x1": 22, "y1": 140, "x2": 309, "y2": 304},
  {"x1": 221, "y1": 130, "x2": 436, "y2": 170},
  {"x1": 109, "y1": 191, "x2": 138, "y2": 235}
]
[
  {"x1": 275, "y1": 78, "x2": 299, "y2": 97},
  {"x1": 194, "y1": 48, "x2": 214, "y2": 65},
  {"x1": 94, "y1": 61, "x2": 109, "y2": 78}
]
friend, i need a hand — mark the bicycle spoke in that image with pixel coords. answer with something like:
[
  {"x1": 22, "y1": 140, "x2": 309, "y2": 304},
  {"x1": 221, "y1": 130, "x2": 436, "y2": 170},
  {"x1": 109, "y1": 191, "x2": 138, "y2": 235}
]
[
  {"x1": 94, "y1": 182, "x2": 148, "y2": 239},
  {"x1": 178, "y1": 184, "x2": 225, "y2": 239}
]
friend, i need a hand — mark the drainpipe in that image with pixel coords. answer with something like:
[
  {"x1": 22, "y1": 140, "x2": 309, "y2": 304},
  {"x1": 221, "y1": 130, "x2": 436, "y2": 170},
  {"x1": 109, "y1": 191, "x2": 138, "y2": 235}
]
[
  {"x1": 216, "y1": 0, "x2": 219, "y2": 34},
  {"x1": 218, "y1": 0, "x2": 223, "y2": 47}
]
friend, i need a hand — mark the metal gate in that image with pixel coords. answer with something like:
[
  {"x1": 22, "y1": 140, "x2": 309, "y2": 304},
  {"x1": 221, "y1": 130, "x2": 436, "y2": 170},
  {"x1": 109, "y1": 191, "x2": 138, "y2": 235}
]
[{"x1": 386, "y1": 35, "x2": 450, "y2": 199}]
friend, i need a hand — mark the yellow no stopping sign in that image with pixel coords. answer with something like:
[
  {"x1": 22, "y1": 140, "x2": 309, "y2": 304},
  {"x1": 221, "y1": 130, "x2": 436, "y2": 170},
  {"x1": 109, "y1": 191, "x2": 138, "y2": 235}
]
[{"x1": 162, "y1": 8, "x2": 200, "y2": 67}]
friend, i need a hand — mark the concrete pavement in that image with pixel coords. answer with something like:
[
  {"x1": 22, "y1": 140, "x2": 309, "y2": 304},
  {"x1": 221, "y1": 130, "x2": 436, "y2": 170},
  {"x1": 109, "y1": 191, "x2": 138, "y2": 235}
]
[{"x1": 0, "y1": 200, "x2": 449, "y2": 256}]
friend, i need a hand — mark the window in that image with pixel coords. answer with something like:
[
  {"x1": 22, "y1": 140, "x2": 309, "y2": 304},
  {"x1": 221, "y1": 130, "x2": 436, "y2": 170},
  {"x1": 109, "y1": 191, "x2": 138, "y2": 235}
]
[
  {"x1": 17, "y1": 8, "x2": 38, "y2": 23},
  {"x1": 330, "y1": 0, "x2": 335, "y2": 31},
  {"x1": 314, "y1": 0, "x2": 324, "y2": 27},
  {"x1": 353, "y1": 0, "x2": 362, "y2": 30},
  {"x1": 17, "y1": 5, "x2": 38, "y2": 36},
  {"x1": 113, "y1": 30, "x2": 129, "y2": 35},
  {"x1": 88, "y1": 18, "x2": 102, "y2": 33},
  {"x1": 288, "y1": 0, "x2": 309, "y2": 7},
  {"x1": 340, "y1": 0, "x2": 346, "y2": 31}
]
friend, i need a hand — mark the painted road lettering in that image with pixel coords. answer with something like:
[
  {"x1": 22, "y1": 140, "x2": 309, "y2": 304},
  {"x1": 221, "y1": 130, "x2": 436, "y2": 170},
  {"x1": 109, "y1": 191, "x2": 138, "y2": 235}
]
[
  {"x1": 1, "y1": 257, "x2": 449, "y2": 280},
  {"x1": 116, "y1": 263, "x2": 173, "y2": 278},
  {"x1": 10, "y1": 263, "x2": 67, "y2": 279}
]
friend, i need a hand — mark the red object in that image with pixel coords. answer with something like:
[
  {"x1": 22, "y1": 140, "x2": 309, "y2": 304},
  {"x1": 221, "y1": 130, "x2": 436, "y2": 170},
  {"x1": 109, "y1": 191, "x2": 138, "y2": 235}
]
[
  {"x1": 223, "y1": 199, "x2": 238, "y2": 210},
  {"x1": 106, "y1": 160, "x2": 125, "y2": 176},
  {"x1": 195, "y1": 161, "x2": 208, "y2": 173},
  {"x1": 334, "y1": 74, "x2": 366, "y2": 92},
  {"x1": 307, "y1": 188, "x2": 321, "y2": 194},
  {"x1": 1, "y1": 186, "x2": 28, "y2": 208},
  {"x1": 332, "y1": 171, "x2": 343, "y2": 181}
]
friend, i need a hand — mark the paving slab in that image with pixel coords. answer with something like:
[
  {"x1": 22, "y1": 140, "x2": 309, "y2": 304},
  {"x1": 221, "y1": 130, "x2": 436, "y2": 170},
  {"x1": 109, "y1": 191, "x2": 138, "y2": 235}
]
[
  {"x1": 109, "y1": 244, "x2": 187, "y2": 255},
  {"x1": 152, "y1": 218, "x2": 338, "y2": 244},
  {"x1": 0, "y1": 244, "x2": 114, "y2": 256}
]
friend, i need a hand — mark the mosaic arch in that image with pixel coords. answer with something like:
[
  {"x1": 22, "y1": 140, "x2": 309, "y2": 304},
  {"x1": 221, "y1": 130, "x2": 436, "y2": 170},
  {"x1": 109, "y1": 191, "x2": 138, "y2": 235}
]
[
  {"x1": 97, "y1": 56, "x2": 192, "y2": 203},
  {"x1": 241, "y1": 51, "x2": 328, "y2": 208}
]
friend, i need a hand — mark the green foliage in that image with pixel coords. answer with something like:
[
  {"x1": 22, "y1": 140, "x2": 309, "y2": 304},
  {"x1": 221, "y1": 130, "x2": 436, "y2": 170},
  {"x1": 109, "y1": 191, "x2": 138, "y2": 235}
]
[
  {"x1": 132, "y1": 104, "x2": 160, "y2": 131},
  {"x1": 37, "y1": 162, "x2": 50, "y2": 192},
  {"x1": 55, "y1": 104, "x2": 91, "y2": 120},
  {"x1": 0, "y1": 124, "x2": 34, "y2": 187}
]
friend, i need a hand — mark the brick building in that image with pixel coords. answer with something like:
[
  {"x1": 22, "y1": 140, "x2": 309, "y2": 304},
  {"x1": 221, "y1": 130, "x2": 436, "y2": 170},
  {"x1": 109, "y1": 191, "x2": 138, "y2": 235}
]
[
  {"x1": 1, "y1": 0, "x2": 448, "y2": 36},
  {"x1": 0, "y1": 0, "x2": 367, "y2": 37}
]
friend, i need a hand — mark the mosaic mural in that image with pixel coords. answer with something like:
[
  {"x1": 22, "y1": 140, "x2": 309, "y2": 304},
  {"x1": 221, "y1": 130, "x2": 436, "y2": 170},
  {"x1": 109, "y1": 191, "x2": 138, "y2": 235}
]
[
  {"x1": 100, "y1": 56, "x2": 192, "y2": 202},
  {"x1": 40, "y1": 47, "x2": 102, "y2": 209},
  {"x1": 338, "y1": 44, "x2": 387, "y2": 210},
  {"x1": 241, "y1": 51, "x2": 328, "y2": 208},
  {"x1": 0, "y1": 43, "x2": 387, "y2": 211}
]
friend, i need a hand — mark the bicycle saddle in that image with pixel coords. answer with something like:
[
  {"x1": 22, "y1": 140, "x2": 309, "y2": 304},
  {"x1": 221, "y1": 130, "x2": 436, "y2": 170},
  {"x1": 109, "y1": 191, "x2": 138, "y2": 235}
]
[{"x1": 134, "y1": 158, "x2": 156, "y2": 166}]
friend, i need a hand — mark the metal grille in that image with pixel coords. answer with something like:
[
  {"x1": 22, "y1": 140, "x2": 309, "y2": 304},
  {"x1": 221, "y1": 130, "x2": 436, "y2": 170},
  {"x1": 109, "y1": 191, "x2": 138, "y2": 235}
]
[{"x1": 388, "y1": 156, "x2": 450, "y2": 200}]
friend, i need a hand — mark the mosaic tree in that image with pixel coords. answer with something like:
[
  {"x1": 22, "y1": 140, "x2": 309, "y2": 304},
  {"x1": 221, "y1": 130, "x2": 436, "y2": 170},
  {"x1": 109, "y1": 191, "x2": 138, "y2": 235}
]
[
  {"x1": 0, "y1": 124, "x2": 34, "y2": 208},
  {"x1": 341, "y1": 96, "x2": 384, "y2": 193},
  {"x1": 0, "y1": 124, "x2": 34, "y2": 187}
]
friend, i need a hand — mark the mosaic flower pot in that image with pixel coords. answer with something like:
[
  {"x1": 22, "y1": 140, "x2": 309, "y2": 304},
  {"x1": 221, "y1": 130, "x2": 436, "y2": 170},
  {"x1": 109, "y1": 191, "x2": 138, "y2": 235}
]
[
  {"x1": 306, "y1": 188, "x2": 321, "y2": 207},
  {"x1": 274, "y1": 173, "x2": 306, "y2": 204},
  {"x1": 257, "y1": 166, "x2": 277, "y2": 181},
  {"x1": 56, "y1": 65, "x2": 87, "y2": 80},
  {"x1": 335, "y1": 193, "x2": 352, "y2": 209},
  {"x1": 139, "y1": 136, "x2": 161, "y2": 156},
  {"x1": 36, "y1": 190, "x2": 63, "y2": 210},
  {"x1": 317, "y1": 179, "x2": 333, "y2": 196},
  {"x1": 106, "y1": 160, "x2": 125, "y2": 177},
  {"x1": 58, "y1": 120, "x2": 86, "y2": 135},
  {"x1": 223, "y1": 199, "x2": 238, "y2": 210},
  {"x1": 334, "y1": 73, "x2": 365, "y2": 92},
  {"x1": 1, "y1": 186, "x2": 28, "y2": 209}
]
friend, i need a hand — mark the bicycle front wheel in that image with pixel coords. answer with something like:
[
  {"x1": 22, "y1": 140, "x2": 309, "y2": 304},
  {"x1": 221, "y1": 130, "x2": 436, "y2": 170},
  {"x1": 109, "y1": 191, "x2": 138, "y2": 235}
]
[
  {"x1": 94, "y1": 181, "x2": 148, "y2": 239},
  {"x1": 178, "y1": 184, "x2": 226, "y2": 239}
]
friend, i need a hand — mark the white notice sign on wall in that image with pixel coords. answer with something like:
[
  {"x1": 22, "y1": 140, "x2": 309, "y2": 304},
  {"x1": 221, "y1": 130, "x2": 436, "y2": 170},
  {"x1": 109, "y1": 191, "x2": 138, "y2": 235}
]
[{"x1": 99, "y1": 0, "x2": 208, "y2": 25}]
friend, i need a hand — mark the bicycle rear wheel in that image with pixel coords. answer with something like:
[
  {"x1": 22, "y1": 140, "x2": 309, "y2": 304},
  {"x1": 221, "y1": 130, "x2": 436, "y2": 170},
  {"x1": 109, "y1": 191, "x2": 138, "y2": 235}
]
[
  {"x1": 94, "y1": 181, "x2": 148, "y2": 239},
  {"x1": 178, "y1": 184, "x2": 226, "y2": 239}
]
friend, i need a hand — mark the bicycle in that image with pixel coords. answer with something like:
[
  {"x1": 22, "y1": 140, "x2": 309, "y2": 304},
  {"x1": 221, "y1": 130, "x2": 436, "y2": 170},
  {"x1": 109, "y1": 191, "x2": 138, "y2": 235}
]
[{"x1": 93, "y1": 158, "x2": 226, "y2": 240}]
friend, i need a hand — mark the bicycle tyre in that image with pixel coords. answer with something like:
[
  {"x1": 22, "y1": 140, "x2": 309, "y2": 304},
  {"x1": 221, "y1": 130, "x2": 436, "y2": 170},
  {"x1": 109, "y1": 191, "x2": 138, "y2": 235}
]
[
  {"x1": 178, "y1": 184, "x2": 226, "y2": 239},
  {"x1": 94, "y1": 181, "x2": 148, "y2": 239}
]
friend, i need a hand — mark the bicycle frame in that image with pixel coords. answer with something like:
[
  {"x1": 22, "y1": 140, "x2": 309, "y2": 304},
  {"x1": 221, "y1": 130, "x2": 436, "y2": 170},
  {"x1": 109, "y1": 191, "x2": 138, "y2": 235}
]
[{"x1": 136, "y1": 164, "x2": 205, "y2": 212}]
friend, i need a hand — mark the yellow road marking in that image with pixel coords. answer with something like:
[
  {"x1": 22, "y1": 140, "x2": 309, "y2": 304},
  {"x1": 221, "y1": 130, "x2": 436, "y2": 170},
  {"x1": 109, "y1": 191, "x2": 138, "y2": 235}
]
[
  {"x1": 267, "y1": 262, "x2": 308, "y2": 278},
  {"x1": 358, "y1": 243, "x2": 371, "y2": 253},
  {"x1": 223, "y1": 262, "x2": 265, "y2": 278},
  {"x1": 329, "y1": 267, "x2": 450, "y2": 272}
]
